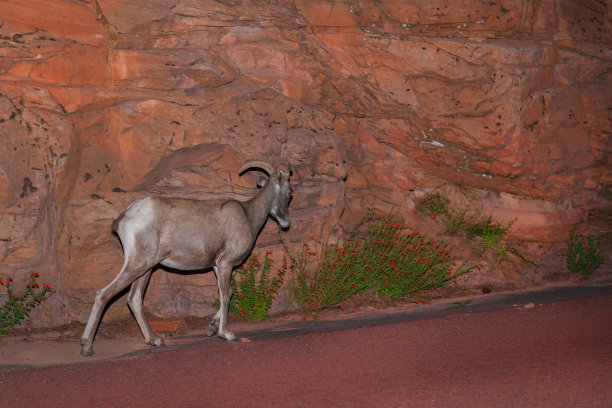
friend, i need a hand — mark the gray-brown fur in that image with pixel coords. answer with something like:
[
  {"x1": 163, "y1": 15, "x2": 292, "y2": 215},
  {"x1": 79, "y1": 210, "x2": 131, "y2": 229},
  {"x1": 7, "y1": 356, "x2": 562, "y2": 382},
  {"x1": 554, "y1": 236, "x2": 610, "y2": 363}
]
[{"x1": 80, "y1": 161, "x2": 292, "y2": 356}]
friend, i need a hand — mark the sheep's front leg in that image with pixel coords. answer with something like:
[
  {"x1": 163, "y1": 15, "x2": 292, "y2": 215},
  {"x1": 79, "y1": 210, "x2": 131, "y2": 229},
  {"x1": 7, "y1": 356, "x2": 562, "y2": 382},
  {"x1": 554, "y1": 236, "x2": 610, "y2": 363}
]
[{"x1": 215, "y1": 262, "x2": 235, "y2": 341}]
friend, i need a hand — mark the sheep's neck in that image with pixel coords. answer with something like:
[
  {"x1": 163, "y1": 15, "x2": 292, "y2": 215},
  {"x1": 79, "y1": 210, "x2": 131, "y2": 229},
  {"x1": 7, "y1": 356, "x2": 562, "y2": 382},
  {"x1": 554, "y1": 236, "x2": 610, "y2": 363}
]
[{"x1": 245, "y1": 183, "x2": 275, "y2": 233}]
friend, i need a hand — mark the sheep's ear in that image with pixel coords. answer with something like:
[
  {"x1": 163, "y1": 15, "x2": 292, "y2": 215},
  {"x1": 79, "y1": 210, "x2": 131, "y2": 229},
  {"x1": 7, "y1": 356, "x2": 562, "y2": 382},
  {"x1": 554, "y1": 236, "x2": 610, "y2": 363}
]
[
  {"x1": 257, "y1": 175, "x2": 268, "y2": 188},
  {"x1": 278, "y1": 171, "x2": 290, "y2": 184}
]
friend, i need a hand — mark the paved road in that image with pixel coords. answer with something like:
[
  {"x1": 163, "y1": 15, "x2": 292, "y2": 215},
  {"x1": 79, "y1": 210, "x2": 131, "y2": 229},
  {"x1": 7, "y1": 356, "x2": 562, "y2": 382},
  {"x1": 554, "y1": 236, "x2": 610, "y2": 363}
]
[{"x1": 1, "y1": 294, "x2": 611, "y2": 407}]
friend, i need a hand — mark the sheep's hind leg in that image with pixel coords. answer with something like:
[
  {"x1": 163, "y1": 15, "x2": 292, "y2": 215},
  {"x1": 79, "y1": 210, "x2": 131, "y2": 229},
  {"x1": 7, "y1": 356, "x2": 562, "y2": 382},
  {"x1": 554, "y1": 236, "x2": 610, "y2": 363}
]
[
  {"x1": 81, "y1": 266, "x2": 140, "y2": 356},
  {"x1": 128, "y1": 270, "x2": 165, "y2": 348},
  {"x1": 215, "y1": 262, "x2": 236, "y2": 342},
  {"x1": 206, "y1": 266, "x2": 222, "y2": 337}
]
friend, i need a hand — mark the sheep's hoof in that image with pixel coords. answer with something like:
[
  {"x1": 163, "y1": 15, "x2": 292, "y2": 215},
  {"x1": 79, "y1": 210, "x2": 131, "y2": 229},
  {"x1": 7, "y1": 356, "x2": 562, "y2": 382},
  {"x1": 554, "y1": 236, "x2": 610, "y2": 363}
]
[
  {"x1": 146, "y1": 336, "x2": 166, "y2": 348},
  {"x1": 218, "y1": 330, "x2": 236, "y2": 342},
  {"x1": 80, "y1": 338, "x2": 94, "y2": 357},
  {"x1": 206, "y1": 323, "x2": 218, "y2": 337}
]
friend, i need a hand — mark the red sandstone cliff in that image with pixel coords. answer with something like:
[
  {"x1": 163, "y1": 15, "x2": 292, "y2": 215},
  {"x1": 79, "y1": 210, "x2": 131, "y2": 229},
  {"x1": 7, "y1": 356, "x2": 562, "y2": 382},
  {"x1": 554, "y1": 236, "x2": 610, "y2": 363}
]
[{"x1": 0, "y1": 0, "x2": 609, "y2": 326}]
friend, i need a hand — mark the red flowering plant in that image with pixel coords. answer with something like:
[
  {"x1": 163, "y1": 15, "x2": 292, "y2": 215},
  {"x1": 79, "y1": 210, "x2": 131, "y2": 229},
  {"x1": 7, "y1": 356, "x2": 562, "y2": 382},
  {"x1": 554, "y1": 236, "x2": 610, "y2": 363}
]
[
  {"x1": 566, "y1": 232, "x2": 604, "y2": 278},
  {"x1": 287, "y1": 213, "x2": 475, "y2": 311},
  {"x1": 1, "y1": 273, "x2": 54, "y2": 334},
  {"x1": 213, "y1": 252, "x2": 287, "y2": 322}
]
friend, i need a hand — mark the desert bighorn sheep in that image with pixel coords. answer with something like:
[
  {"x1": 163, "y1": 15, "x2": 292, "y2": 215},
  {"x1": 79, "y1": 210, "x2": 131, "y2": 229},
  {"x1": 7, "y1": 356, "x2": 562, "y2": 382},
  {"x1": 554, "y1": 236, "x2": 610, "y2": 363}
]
[{"x1": 80, "y1": 161, "x2": 292, "y2": 356}]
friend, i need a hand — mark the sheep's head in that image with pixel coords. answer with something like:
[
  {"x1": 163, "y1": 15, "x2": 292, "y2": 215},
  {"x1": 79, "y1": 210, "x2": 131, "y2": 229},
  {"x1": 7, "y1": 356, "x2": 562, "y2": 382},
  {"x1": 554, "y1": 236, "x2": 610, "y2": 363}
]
[{"x1": 239, "y1": 161, "x2": 292, "y2": 229}]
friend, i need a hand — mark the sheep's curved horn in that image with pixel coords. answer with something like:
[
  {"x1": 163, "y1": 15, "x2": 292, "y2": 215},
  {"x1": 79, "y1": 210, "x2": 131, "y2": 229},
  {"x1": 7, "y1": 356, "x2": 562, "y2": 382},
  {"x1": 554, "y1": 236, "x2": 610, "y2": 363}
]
[{"x1": 239, "y1": 161, "x2": 276, "y2": 176}]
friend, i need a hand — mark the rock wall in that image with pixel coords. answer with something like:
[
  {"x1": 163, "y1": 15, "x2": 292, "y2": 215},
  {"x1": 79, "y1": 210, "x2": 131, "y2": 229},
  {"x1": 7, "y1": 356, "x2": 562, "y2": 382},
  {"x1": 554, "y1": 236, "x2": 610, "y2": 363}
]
[{"x1": 0, "y1": 0, "x2": 610, "y2": 326}]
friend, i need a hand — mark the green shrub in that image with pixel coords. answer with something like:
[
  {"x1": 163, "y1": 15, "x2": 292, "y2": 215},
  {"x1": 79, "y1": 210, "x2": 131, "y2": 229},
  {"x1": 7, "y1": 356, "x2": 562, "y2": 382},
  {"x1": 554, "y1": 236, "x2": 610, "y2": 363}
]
[
  {"x1": 290, "y1": 215, "x2": 474, "y2": 311},
  {"x1": 214, "y1": 252, "x2": 286, "y2": 321},
  {"x1": 566, "y1": 233, "x2": 604, "y2": 278},
  {"x1": 1, "y1": 273, "x2": 53, "y2": 334},
  {"x1": 418, "y1": 191, "x2": 477, "y2": 235},
  {"x1": 418, "y1": 191, "x2": 528, "y2": 262},
  {"x1": 466, "y1": 216, "x2": 516, "y2": 256},
  {"x1": 418, "y1": 192, "x2": 449, "y2": 216}
]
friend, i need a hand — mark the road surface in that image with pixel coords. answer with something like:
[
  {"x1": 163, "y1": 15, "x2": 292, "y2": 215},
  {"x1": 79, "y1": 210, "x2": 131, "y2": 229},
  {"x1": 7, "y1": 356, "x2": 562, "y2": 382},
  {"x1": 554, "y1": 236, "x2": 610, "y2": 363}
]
[{"x1": 1, "y1": 294, "x2": 610, "y2": 407}]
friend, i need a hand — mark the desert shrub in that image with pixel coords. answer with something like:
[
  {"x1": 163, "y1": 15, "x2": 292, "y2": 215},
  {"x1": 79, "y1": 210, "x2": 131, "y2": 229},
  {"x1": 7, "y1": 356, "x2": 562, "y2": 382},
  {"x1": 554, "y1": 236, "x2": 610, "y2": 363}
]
[
  {"x1": 418, "y1": 191, "x2": 531, "y2": 262},
  {"x1": 214, "y1": 252, "x2": 286, "y2": 321},
  {"x1": 289, "y1": 215, "x2": 474, "y2": 311},
  {"x1": 1, "y1": 273, "x2": 53, "y2": 334},
  {"x1": 566, "y1": 233, "x2": 604, "y2": 278}
]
